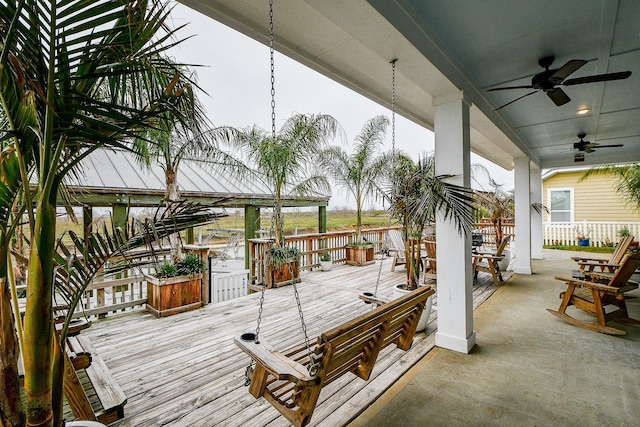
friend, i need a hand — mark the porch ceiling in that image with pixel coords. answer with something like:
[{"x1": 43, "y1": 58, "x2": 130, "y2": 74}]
[{"x1": 179, "y1": 0, "x2": 640, "y2": 170}]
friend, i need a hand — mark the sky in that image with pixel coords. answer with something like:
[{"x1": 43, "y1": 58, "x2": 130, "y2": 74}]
[{"x1": 166, "y1": 2, "x2": 514, "y2": 210}]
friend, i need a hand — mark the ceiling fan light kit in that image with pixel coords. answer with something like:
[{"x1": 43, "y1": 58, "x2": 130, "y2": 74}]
[{"x1": 489, "y1": 56, "x2": 632, "y2": 110}]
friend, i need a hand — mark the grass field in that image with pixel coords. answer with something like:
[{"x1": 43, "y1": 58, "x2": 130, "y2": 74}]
[{"x1": 54, "y1": 209, "x2": 396, "y2": 243}]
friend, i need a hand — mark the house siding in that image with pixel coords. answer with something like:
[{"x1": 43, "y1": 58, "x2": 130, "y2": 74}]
[{"x1": 543, "y1": 171, "x2": 640, "y2": 222}]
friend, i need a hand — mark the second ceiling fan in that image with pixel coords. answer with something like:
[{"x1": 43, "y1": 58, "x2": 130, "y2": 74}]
[
  {"x1": 489, "y1": 56, "x2": 631, "y2": 110},
  {"x1": 572, "y1": 133, "x2": 623, "y2": 162}
]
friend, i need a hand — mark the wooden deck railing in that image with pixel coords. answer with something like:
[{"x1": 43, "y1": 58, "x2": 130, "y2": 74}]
[{"x1": 248, "y1": 227, "x2": 396, "y2": 285}]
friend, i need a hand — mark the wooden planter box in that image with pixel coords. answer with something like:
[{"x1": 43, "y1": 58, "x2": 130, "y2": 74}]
[
  {"x1": 266, "y1": 260, "x2": 301, "y2": 288},
  {"x1": 345, "y1": 244, "x2": 375, "y2": 266},
  {"x1": 145, "y1": 273, "x2": 203, "y2": 318}
]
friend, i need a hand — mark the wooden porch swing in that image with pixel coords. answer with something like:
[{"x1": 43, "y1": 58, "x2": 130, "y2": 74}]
[
  {"x1": 235, "y1": 284, "x2": 433, "y2": 427},
  {"x1": 233, "y1": 4, "x2": 433, "y2": 425}
]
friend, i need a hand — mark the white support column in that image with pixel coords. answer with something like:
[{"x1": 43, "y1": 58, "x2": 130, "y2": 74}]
[
  {"x1": 513, "y1": 157, "x2": 532, "y2": 274},
  {"x1": 531, "y1": 165, "x2": 544, "y2": 259},
  {"x1": 433, "y1": 90, "x2": 475, "y2": 354}
]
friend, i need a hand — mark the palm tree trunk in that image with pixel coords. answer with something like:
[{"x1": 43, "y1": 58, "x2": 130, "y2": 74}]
[
  {"x1": 355, "y1": 198, "x2": 362, "y2": 243},
  {"x1": 23, "y1": 200, "x2": 57, "y2": 427},
  {"x1": 165, "y1": 168, "x2": 182, "y2": 262},
  {"x1": 274, "y1": 186, "x2": 284, "y2": 247}
]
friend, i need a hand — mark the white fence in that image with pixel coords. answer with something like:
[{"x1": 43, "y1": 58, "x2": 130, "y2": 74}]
[
  {"x1": 210, "y1": 269, "x2": 249, "y2": 303},
  {"x1": 543, "y1": 221, "x2": 640, "y2": 247}
]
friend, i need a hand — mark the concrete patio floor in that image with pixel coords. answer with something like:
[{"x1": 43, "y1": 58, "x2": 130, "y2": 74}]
[{"x1": 349, "y1": 249, "x2": 640, "y2": 427}]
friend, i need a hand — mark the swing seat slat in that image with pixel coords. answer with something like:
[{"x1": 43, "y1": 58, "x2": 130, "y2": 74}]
[{"x1": 234, "y1": 285, "x2": 434, "y2": 427}]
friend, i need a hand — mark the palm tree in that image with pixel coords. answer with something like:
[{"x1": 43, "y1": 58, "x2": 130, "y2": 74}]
[
  {"x1": 133, "y1": 101, "x2": 241, "y2": 262},
  {"x1": 320, "y1": 115, "x2": 389, "y2": 243},
  {"x1": 580, "y1": 163, "x2": 640, "y2": 211},
  {"x1": 227, "y1": 113, "x2": 341, "y2": 247},
  {"x1": 472, "y1": 164, "x2": 547, "y2": 247},
  {"x1": 0, "y1": 1, "x2": 207, "y2": 425},
  {"x1": 381, "y1": 152, "x2": 475, "y2": 289},
  {"x1": 472, "y1": 178, "x2": 515, "y2": 247}
]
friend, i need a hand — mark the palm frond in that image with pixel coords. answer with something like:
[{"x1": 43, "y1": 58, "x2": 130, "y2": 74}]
[{"x1": 52, "y1": 200, "x2": 213, "y2": 340}]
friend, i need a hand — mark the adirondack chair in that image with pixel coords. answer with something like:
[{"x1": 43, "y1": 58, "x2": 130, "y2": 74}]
[
  {"x1": 472, "y1": 236, "x2": 510, "y2": 286},
  {"x1": 548, "y1": 252, "x2": 640, "y2": 335},
  {"x1": 235, "y1": 285, "x2": 434, "y2": 427},
  {"x1": 387, "y1": 229, "x2": 406, "y2": 271},
  {"x1": 571, "y1": 235, "x2": 634, "y2": 273},
  {"x1": 421, "y1": 239, "x2": 437, "y2": 283}
]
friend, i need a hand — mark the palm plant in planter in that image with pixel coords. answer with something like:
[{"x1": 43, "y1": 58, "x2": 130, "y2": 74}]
[
  {"x1": 145, "y1": 252, "x2": 208, "y2": 317},
  {"x1": 320, "y1": 115, "x2": 389, "y2": 266},
  {"x1": 381, "y1": 152, "x2": 475, "y2": 291},
  {"x1": 380, "y1": 152, "x2": 474, "y2": 331},
  {"x1": 225, "y1": 113, "x2": 341, "y2": 287}
]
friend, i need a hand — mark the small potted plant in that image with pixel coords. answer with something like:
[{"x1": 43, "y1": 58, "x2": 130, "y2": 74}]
[
  {"x1": 575, "y1": 226, "x2": 592, "y2": 246},
  {"x1": 267, "y1": 246, "x2": 301, "y2": 287},
  {"x1": 319, "y1": 251, "x2": 333, "y2": 271},
  {"x1": 145, "y1": 252, "x2": 207, "y2": 317}
]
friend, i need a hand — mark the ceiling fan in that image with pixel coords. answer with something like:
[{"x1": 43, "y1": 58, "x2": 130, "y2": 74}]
[
  {"x1": 489, "y1": 56, "x2": 631, "y2": 110},
  {"x1": 572, "y1": 133, "x2": 623, "y2": 162}
]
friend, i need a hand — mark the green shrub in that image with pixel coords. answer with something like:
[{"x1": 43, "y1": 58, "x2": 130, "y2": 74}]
[
  {"x1": 179, "y1": 253, "x2": 207, "y2": 275},
  {"x1": 269, "y1": 246, "x2": 300, "y2": 266},
  {"x1": 156, "y1": 262, "x2": 180, "y2": 278}
]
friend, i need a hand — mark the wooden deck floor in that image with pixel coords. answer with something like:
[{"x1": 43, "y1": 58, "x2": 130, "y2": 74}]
[{"x1": 82, "y1": 260, "x2": 509, "y2": 427}]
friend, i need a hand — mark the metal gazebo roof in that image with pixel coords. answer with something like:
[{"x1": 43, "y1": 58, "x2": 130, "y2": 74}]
[{"x1": 65, "y1": 148, "x2": 330, "y2": 208}]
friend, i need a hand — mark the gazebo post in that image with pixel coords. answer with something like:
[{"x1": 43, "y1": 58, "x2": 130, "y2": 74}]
[
  {"x1": 318, "y1": 206, "x2": 327, "y2": 233},
  {"x1": 244, "y1": 205, "x2": 259, "y2": 270}
]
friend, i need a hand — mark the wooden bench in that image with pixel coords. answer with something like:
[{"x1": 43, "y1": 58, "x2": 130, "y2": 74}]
[
  {"x1": 235, "y1": 285, "x2": 434, "y2": 427},
  {"x1": 64, "y1": 334, "x2": 127, "y2": 424}
]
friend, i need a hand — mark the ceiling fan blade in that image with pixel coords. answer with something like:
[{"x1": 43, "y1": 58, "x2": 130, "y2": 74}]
[
  {"x1": 550, "y1": 59, "x2": 587, "y2": 80},
  {"x1": 594, "y1": 144, "x2": 624, "y2": 149},
  {"x1": 494, "y1": 90, "x2": 538, "y2": 110},
  {"x1": 574, "y1": 154, "x2": 585, "y2": 162},
  {"x1": 546, "y1": 88, "x2": 571, "y2": 106},
  {"x1": 563, "y1": 71, "x2": 631, "y2": 86},
  {"x1": 487, "y1": 85, "x2": 535, "y2": 91}
]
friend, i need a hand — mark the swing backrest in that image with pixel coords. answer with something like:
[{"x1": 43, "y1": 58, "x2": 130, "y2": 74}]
[{"x1": 317, "y1": 284, "x2": 434, "y2": 385}]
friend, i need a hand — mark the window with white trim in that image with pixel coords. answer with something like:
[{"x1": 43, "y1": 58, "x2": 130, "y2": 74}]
[{"x1": 548, "y1": 188, "x2": 573, "y2": 222}]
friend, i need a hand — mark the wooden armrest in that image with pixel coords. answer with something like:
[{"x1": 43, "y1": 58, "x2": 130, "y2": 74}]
[
  {"x1": 578, "y1": 261, "x2": 620, "y2": 269},
  {"x1": 473, "y1": 250, "x2": 495, "y2": 256},
  {"x1": 554, "y1": 276, "x2": 621, "y2": 294},
  {"x1": 234, "y1": 334, "x2": 318, "y2": 386},
  {"x1": 473, "y1": 254, "x2": 503, "y2": 260},
  {"x1": 571, "y1": 256, "x2": 607, "y2": 263},
  {"x1": 358, "y1": 292, "x2": 389, "y2": 306}
]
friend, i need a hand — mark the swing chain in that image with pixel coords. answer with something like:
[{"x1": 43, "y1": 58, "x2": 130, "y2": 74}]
[
  {"x1": 269, "y1": 0, "x2": 276, "y2": 140},
  {"x1": 391, "y1": 59, "x2": 397, "y2": 156},
  {"x1": 244, "y1": 282, "x2": 266, "y2": 386},
  {"x1": 374, "y1": 59, "x2": 398, "y2": 298},
  {"x1": 292, "y1": 281, "x2": 318, "y2": 376}
]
